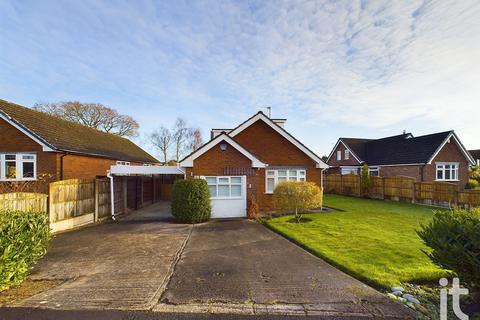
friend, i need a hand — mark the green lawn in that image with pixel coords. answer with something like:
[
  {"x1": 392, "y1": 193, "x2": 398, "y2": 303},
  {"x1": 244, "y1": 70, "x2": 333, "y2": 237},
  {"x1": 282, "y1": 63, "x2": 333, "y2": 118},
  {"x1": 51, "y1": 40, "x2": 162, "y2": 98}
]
[{"x1": 266, "y1": 194, "x2": 450, "y2": 289}]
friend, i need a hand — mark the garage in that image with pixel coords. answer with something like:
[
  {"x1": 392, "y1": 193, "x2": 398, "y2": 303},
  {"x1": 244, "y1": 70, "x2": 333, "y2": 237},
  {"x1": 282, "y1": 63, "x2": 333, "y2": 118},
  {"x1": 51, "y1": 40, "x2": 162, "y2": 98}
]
[{"x1": 203, "y1": 176, "x2": 246, "y2": 218}]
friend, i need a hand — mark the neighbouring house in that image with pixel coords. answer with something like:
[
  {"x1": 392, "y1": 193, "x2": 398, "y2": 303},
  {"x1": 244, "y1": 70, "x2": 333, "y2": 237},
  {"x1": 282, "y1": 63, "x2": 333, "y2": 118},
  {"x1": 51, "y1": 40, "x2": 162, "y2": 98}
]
[
  {"x1": 469, "y1": 150, "x2": 480, "y2": 166},
  {"x1": 0, "y1": 99, "x2": 158, "y2": 193},
  {"x1": 179, "y1": 111, "x2": 329, "y2": 218},
  {"x1": 326, "y1": 131, "x2": 476, "y2": 188}
]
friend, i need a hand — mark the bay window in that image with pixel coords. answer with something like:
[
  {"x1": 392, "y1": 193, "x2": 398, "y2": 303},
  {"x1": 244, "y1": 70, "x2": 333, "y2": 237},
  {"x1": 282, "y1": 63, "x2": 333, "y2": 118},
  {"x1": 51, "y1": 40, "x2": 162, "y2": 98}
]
[
  {"x1": 265, "y1": 169, "x2": 306, "y2": 193},
  {"x1": 436, "y1": 163, "x2": 459, "y2": 181},
  {"x1": 0, "y1": 153, "x2": 37, "y2": 181}
]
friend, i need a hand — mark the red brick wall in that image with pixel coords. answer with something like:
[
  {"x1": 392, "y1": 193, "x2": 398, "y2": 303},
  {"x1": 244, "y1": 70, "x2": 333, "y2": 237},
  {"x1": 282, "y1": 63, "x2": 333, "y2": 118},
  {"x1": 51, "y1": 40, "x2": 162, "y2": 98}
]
[
  {"x1": 233, "y1": 120, "x2": 322, "y2": 210},
  {"x1": 424, "y1": 139, "x2": 470, "y2": 188},
  {"x1": 327, "y1": 141, "x2": 361, "y2": 167},
  {"x1": 61, "y1": 154, "x2": 117, "y2": 179},
  {"x1": 378, "y1": 165, "x2": 423, "y2": 181}
]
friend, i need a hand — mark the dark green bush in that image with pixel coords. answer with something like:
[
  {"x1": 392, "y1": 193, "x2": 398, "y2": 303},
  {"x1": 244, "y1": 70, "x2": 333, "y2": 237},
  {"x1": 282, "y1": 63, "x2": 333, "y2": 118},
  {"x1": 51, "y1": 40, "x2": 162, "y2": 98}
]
[
  {"x1": 465, "y1": 179, "x2": 479, "y2": 190},
  {"x1": 0, "y1": 210, "x2": 51, "y2": 291},
  {"x1": 171, "y1": 179, "x2": 211, "y2": 223},
  {"x1": 417, "y1": 208, "x2": 480, "y2": 293}
]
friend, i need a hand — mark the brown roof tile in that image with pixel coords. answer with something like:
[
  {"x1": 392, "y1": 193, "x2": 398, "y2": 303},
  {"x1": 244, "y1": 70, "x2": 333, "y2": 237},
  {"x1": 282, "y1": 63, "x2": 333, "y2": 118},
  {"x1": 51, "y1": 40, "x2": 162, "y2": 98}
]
[{"x1": 0, "y1": 99, "x2": 158, "y2": 163}]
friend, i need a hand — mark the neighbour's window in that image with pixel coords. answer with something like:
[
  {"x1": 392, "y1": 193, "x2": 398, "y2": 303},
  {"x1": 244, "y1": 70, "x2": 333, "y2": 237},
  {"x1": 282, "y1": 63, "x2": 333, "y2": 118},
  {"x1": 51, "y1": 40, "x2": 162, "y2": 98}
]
[
  {"x1": 0, "y1": 153, "x2": 37, "y2": 181},
  {"x1": 336, "y1": 150, "x2": 342, "y2": 161},
  {"x1": 344, "y1": 149, "x2": 350, "y2": 160},
  {"x1": 341, "y1": 167, "x2": 358, "y2": 175},
  {"x1": 265, "y1": 169, "x2": 306, "y2": 193},
  {"x1": 116, "y1": 161, "x2": 130, "y2": 166},
  {"x1": 205, "y1": 176, "x2": 243, "y2": 198},
  {"x1": 368, "y1": 167, "x2": 379, "y2": 177},
  {"x1": 436, "y1": 163, "x2": 459, "y2": 181}
]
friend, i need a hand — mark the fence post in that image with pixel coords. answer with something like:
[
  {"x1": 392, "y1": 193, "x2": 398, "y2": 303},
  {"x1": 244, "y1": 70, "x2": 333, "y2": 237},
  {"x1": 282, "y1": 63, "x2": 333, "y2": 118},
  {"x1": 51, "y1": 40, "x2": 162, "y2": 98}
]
[
  {"x1": 411, "y1": 181, "x2": 416, "y2": 204},
  {"x1": 382, "y1": 177, "x2": 385, "y2": 200},
  {"x1": 123, "y1": 178, "x2": 128, "y2": 214},
  {"x1": 94, "y1": 179, "x2": 99, "y2": 223},
  {"x1": 48, "y1": 182, "x2": 55, "y2": 223}
]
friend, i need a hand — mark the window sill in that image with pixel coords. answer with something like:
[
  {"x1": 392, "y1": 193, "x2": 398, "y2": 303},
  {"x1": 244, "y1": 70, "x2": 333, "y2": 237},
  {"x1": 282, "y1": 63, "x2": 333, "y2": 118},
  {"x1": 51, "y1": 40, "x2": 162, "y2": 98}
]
[
  {"x1": 211, "y1": 197, "x2": 243, "y2": 200},
  {"x1": 0, "y1": 179, "x2": 37, "y2": 182},
  {"x1": 435, "y1": 179, "x2": 459, "y2": 182}
]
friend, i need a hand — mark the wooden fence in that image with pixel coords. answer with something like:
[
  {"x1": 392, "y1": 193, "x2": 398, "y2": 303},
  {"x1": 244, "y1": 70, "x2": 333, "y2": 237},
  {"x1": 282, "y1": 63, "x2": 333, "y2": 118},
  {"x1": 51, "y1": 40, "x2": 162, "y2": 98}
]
[
  {"x1": 0, "y1": 192, "x2": 48, "y2": 212},
  {"x1": 325, "y1": 174, "x2": 480, "y2": 208}
]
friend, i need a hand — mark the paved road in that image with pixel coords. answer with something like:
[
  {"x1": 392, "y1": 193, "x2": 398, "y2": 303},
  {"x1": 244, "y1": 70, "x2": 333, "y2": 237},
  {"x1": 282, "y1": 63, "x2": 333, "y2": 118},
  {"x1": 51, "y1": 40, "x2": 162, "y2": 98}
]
[{"x1": 2, "y1": 203, "x2": 413, "y2": 319}]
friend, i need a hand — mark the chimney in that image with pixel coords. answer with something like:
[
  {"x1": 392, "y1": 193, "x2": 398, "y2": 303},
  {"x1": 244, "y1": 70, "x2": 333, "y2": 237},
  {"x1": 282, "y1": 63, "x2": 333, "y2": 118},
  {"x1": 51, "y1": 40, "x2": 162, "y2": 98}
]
[{"x1": 272, "y1": 119, "x2": 287, "y2": 128}]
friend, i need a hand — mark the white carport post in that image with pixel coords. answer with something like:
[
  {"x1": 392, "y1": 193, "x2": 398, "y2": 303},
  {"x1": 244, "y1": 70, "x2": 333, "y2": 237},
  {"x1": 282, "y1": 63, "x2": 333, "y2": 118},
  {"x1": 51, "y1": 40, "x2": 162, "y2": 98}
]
[{"x1": 108, "y1": 165, "x2": 186, "y2": 221}]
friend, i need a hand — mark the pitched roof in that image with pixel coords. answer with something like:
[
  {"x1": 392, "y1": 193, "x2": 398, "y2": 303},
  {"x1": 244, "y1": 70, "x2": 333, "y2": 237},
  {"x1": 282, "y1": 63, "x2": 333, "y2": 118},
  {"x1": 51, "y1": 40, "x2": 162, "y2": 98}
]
[
  {"x1": 0, "y1": 99, "x2": 158, "y2": 163},
  {"x1": 337, "y1": 131, "x2": 475, "y2": 166},
  {"x1": 469, "y1": 150, "x2": 480, "y2": 160}
]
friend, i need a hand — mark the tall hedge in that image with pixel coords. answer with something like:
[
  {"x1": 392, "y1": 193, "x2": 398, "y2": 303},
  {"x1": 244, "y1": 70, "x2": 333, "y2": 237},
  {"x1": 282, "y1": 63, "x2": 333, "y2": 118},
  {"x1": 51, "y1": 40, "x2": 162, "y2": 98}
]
[
  {"x1": 0, "y1": 210, "x2": 51, "y2": 291},
  {"x1": 171, "y1": 179, "x2": 211, "y2": 223}
]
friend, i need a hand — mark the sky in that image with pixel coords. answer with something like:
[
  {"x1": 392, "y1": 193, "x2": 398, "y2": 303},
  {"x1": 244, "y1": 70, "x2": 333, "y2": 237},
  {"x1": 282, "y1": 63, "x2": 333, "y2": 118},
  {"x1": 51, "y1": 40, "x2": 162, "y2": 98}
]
[{"x1": 1, "y1": 0, "x2": 479, "y2": 159}]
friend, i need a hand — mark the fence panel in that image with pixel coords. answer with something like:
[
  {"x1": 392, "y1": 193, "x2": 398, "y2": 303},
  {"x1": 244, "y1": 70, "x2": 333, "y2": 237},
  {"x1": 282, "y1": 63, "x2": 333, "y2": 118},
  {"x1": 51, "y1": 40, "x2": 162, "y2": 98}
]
[
  {"x1": 383, "y1": 176, "x2": 415, "y2": 199},
  {"x1": 0, "y1": 192, "x2": 48, "y2": 212},
  {"x1": 370, "y1": 176, "x2": 384, "y2": 199},
  {"x1": 49, "y1": 179, "x2": 95, "y2": 223},
  {"x1": 325, "y1": 174, "x2": 342, "y2": 194},
  {"x1": 342, "y1": 174, "x2": 361, "y2": 196},
  {"x1": 458, "y1": 190, "x2": 480, "y2": 207}
]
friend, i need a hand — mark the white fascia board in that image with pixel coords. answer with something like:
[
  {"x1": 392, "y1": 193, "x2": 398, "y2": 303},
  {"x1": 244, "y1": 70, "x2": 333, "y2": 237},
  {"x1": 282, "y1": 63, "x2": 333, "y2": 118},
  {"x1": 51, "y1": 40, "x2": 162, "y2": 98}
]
[
  {"x1": 427, "y1": 132, "x2": 476, "y2": 166},
  {"x1": 0, "y1": 112, "x2": 55, "y2": 152},
  {"x1": 325, "y1": 139, "x2": 362, "y2": 164},
  {"x1": 179, "y1": 134, "x2": 266, "y2": 168},
  {"x1": 110, "y1": 165, "x2": 185, "y2": 175},
  {"x1": 229, "y1": 113, "x2": 329, "y2": 169}
]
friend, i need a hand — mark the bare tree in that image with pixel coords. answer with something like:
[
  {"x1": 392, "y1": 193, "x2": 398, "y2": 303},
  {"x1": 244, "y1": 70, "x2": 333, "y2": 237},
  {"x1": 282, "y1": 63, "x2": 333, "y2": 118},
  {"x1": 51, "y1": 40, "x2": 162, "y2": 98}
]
[
  {"x1": 33, "y1": 101, "x2": 139, "y2": 137},
  {"x1": 172, "y1": 118, "x2": 190, "y2": 162},
  {"x1": 150, "y1": 126, "x2": 172, "y2": 164}
]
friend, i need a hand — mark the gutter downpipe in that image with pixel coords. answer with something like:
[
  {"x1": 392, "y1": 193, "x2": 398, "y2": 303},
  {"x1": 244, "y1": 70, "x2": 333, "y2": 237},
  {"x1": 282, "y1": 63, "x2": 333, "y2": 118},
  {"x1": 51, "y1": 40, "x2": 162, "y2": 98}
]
[{"x1": 107, "y1": 171, "x2": 116, "y2": 221}]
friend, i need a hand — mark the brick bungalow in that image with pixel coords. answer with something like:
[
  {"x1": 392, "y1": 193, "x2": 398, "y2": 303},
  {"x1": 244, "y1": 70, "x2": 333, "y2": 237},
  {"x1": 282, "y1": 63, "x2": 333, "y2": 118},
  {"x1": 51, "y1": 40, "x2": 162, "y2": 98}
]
[
  {"x1": 179, "y1": 111, "x2": 329, "y2": 218},
  {"x1": 0, "y1": 99, "x2": 158, "y2": 192},
  {"x1": 326, "y1": 131, "x2": 475, "y2": 188}
]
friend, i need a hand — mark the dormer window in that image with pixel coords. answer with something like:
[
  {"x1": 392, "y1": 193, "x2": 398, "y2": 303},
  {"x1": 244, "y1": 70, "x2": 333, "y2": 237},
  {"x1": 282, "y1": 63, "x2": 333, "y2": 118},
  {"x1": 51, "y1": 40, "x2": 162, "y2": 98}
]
[
  {"x1": 345, "y1": 149, "x2": 350, "y2": 160},
  {"x1": 337, "y1": 150, "x2": 342, "y2": 161}
]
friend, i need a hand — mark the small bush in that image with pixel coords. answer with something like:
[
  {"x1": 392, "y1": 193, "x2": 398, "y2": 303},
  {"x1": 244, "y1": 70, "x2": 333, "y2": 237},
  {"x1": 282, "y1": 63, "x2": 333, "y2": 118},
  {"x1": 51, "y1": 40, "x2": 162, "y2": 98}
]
[
  {"x1": 273, "y1": 181, "x2": 322, "y2": 222},
  {"x1": 171, "y1": 179, "x2": 211, "y2": 223},
  {"x1": 0, "y1": 210, "x2": 51, "y2": 291},
  {"x1": 466, "y1": 179, "x2": 479, "y2": 190},
  {"x1": 417, "y1": 208, "x2": 480, "y2": 296}
]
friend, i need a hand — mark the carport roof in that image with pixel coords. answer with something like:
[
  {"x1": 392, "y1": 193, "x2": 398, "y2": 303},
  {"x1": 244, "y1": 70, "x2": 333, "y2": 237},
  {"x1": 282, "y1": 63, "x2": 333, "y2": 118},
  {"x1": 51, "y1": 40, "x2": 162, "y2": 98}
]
[{"x1": 109, "y1": 165, "x2": 185, "y2": 175}]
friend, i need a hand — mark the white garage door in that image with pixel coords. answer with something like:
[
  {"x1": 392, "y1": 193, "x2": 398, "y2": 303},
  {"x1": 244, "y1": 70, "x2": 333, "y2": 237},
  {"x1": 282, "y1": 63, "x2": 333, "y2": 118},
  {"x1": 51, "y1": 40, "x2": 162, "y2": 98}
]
[{"x1": 204, "y1": 176, "x2": 247, "y2": 218}]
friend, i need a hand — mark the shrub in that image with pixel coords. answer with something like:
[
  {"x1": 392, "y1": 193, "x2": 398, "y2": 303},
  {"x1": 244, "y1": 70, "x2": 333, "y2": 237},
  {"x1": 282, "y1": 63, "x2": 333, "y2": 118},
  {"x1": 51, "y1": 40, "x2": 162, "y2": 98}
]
[
  {"x1": 171, "y1": 179, "x2": 211, "y2": 223},
  {"x1": 465, "y1": 179, "x2": 479, "y2": 190},
  {"x1": 273, "y1": 181, "x2": 322, "y2": 222},
  {"x1": 361, "y1": 164, "x2": 371, "y2": 196},
  {"x1": 417, "y1": 208, "x2": 480, "y2": 299},
  {"x1": 0, "y1": 210, "x2": 51, "y2": 291}
]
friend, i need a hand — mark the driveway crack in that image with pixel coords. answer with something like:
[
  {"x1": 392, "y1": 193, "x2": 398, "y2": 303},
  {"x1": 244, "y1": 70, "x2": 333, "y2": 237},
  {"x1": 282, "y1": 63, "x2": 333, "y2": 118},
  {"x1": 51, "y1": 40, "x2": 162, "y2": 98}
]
[{"x1": 147, "y1": 224, "x2": 193, "y2": 309}]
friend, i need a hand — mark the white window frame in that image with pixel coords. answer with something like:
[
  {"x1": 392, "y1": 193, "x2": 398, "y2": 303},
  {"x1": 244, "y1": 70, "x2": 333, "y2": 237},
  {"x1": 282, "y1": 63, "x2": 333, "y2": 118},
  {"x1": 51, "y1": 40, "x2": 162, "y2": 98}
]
[
  {"x1": 116, "y1": 161, "x2": 131, "y2": 166},
  {"x1": 435, "y1": 162, "x2": 459, "y2": 181},
  {"x1": 265, "y1": 169, "x2": 306, "y2": 194},
  {"x1": 204, "y1": 176, "x2": 243, "y2": 199},
  {"x1": 344, "y1": 149, "x2": 350, "y2": 160},
  {"x1": 0, "y1": 153, "x2": 37, "y2": 181},
  {"x1": 336, "y1": 150, "x2": 342, "y2": 161},
  {"x1": 368, "y1": 166, "x2": 379, "y2": 176},
  {"x1": 340, "y1": 166, "x2": 359, "y2": 175}
]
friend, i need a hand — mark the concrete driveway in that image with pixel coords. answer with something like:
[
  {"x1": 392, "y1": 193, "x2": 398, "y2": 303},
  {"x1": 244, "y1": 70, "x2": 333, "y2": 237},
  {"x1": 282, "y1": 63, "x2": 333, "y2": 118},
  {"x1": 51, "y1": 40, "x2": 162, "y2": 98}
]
[{"x1": 9, "y1": 204, "x2": 413, "y2": 318}]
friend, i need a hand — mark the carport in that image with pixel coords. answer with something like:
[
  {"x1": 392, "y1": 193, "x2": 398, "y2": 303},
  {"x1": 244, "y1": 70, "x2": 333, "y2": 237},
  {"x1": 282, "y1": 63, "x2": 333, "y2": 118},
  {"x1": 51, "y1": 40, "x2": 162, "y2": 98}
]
[{"x1": 107, "y1": 165, "x2": 185, "y2": 220}]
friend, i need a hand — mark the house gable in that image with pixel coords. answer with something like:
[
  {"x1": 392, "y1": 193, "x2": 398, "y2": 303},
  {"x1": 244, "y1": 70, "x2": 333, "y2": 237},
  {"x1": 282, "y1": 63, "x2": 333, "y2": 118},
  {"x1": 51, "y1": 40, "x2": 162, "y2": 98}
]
[
  {"x1": 326, "y1": 139, "x2": 363, "y2": 166},
  {"x1": 229, "y1": 112, "x2": 328, "y2": 168},
  {"x1": 180, "y1": 133, "x2": 266, "y2": 168},
  {"x1": 427, "y1": 132, "x2": 475, "y2": 165}
]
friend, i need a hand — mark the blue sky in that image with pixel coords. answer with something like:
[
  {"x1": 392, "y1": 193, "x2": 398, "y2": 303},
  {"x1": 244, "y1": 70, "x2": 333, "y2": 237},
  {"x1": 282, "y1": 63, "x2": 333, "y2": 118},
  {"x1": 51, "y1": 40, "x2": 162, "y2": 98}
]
[{"x1": 1, "y1": 0, "x2": 479, "y2": 159}]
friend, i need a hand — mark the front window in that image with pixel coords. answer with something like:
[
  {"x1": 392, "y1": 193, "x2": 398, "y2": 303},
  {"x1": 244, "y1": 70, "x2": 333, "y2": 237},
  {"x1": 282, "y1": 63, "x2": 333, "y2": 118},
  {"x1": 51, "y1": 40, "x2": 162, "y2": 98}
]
[
  {"x1": 265, "y1": 169, "x2": 306, "y2": 193},
  {"x1": 436, "y1": 163, "x2": 459, "y2": 181},
  {"x1": 205, "y1": 176, "x2": 243, "y2": 198},
  {"x1": 336, "y1": 150, "x2": 342, "y2": 161},
  {"x1": 344, "y1": 149, "x2": 350, "y2": 160},
  {"x1": 341, "y1": 167, "x2": 358, "y2": 175},
  {"x1": 0, "y1": 153, "x2": 37, "y2": 181}
]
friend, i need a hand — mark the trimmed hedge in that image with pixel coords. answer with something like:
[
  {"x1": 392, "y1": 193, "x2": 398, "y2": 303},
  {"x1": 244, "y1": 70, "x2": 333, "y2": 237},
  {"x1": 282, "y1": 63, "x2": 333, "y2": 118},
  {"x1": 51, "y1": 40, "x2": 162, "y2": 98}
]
[
  {"x1": 0, "y1": 210, "x2": 51, "y2": 291},
  {"x1": 171, "y1": 179, "x2": 211, "y2": 223}
]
